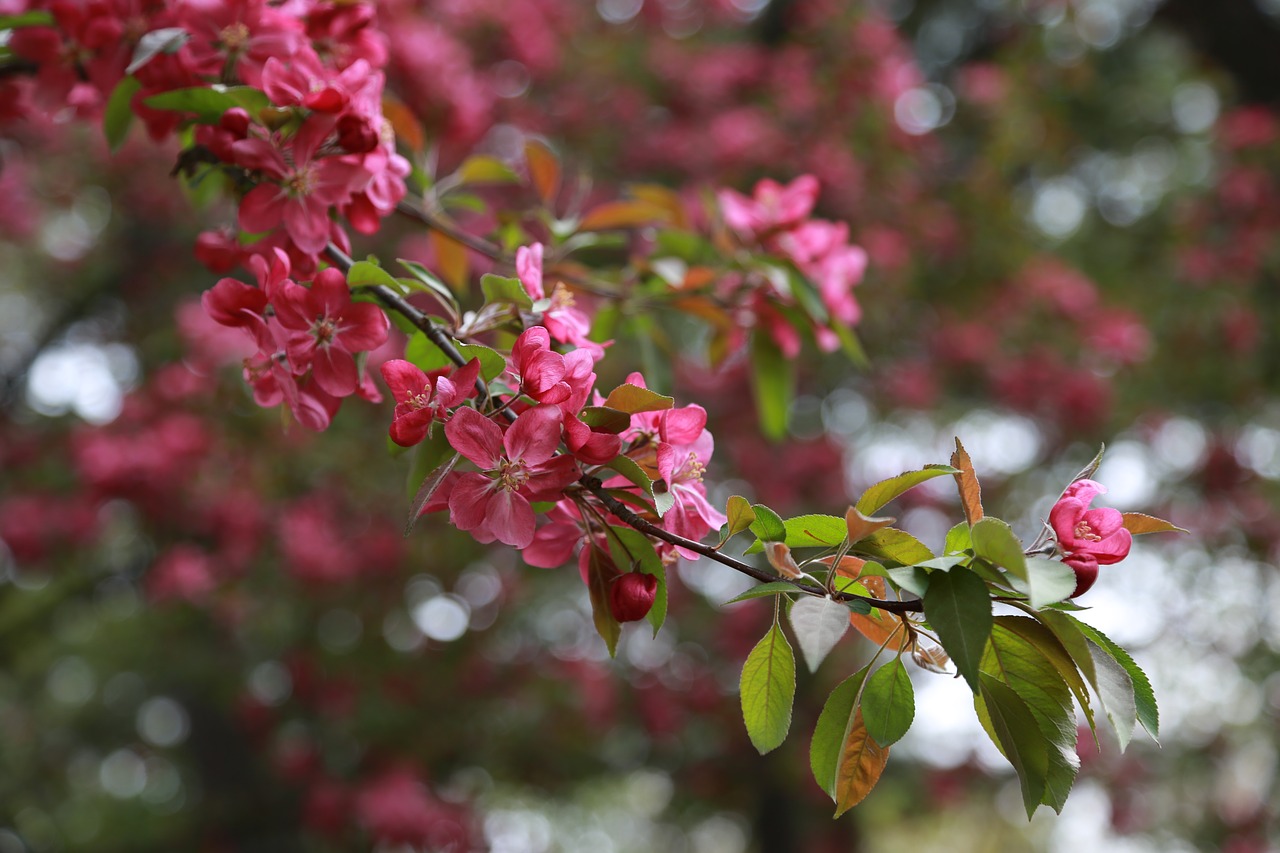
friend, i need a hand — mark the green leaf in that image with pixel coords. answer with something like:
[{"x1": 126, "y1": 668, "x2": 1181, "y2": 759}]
[
  {"x1": 740, "y1": 623, "x2": 796, "y2": 754},
  {"x1": 832, "y1": 321, "x2": 870, "y2": 370},
  {"x1": 810, "y1": 666, "x2": 870, "y2": 797},
  {"x1": 854, "y1": 528, "x2": 934, "y2": 566},
  {"x1": 348, "y1": 260, "x2": 401, "y2": 290},
  {"x1": 602, "y1": 454, "x2": 654, "y2": 496},
  {"x1": 0, "y1": 11, "x2": 54, "y2": 27},
  {"x1": 455, "y1": 154, "x2": 520, "y2": 184},
  {"x1": 606, "y1": 526, "x2": 667, "y2": 637},
  {"x1": 577, "y1": 406, "x2": 631, "y2": 433},
  {"x1": 584, "y1": 547, "x2": 622, "y2": 657},
  {"x1": 944, "y1": 522, "x2": 972, "y2": 555},
  {"x1": 404, "y1": 332, "x2": 452, "y2": 373},
  {"x1": 398, "y1": 259, "x2": 462, "y2": 308},
  {"x1": 748, "y1": 504, "x2": 786, "y2": 543},
  {"x1": 744, "y1": 514, "x2": 846, "y2": 553},
  {"x1": 1069, "y1": 443, "x2": 1107, "y2": 485},
  {"x1": 970, "y1": 517, "x2": 1028, "y2": 580},
  {"x1": 404, "y1": 453, "x2": 460, "y2": 536},
  {"x1": 725, "y1": 495, "x2": 756, "y2": 539},
  {"x1": 722, "y1": 581, "x2": 800, "y2": 605},
  {"x1": 855, "y1": 465, "x2": 959, "y2": 517},
  {"x1": 788, "y1": 596, "x2": 850, "y2": 672},
  {"x1": 480, "y1": 273, "x2": 533, "y2": 309},
  {"x1": 915, "y1": 555, "x2": 967, "y2": 571},
  {"x1": 1072, "y1": 620, "x2": 1158, "y2": 743},
  {"x1": 885, "y1": 566, "x2": 930, "y2": 598},
  {"x1": 126, "y1": 27, "x2": 189, "y2": 75},
  {"x1": 923, "y1": 569, "x2": 992, "y2": 693},
  {"x1": 144, "y1": 85, "x2": 270, "y2": 123},
  {"x1": 999, "y1": 613, "x2": 1096, "y2": 735},
  {"x1": 602, "y1": 383, "x2": 674, "y2": 414},
  {"x1": 977, "y1": 674, "x2": 1051, "y2": 818},
  {"x1": 103, "y1": 76, "x2": 141, "y2": 152},
  {"x1": 651, "y1": 484, "x2": 676, "y2": 519},
  {"x1": 456, "y1": 343, "x2": 505, "y2": 381},
  {"x1": 861, "y1": 658, "x2": 915, "y2": 746},
  {"x1": 980, "y1": 619, "x2": 1078, "y2": 751},
  {"x1": 749, "y1": 330, "x2": 793, "y2": 440},
  {"x1": 1020, "y1": 556, "x2": 1078, "y2": 610}
]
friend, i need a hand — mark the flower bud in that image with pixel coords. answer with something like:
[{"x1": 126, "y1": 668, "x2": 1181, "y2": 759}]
[{"x1": 609, "y1": 572, "x2": 658, "y2": 623}]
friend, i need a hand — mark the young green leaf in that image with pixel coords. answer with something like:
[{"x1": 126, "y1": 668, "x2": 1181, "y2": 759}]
[
  {"x1": 724, "y1": 495, "x2": 756, "y2": 539},
  {"x1": 923, "y1": 568, "x2": 992, "y2": 693},
  {"x1": 748, "y1": 504, "x2": 786, "y2": 543},
  {"x1": 745, "y1": 513, "x2": 847, "y2": 553},
  {"x1": 348, "y1": 259, "x2": 401, "y2": 290},
  {"x1": 944, "y1": 521, "x2": 972, "y2": 555},
  {"x1": 810, "y1": 667, "x2": 891, "y2": 815},
  {"x1": 855, "y1": 465, "x2": 958, "y2": 517},
  {"x1": 861, "y1": 658, "x2": 915, "y2": 747},
  {"x1": 885, "y1": 566, "x2": 930, "y2": 598},
  {"x1": 970, "y1": 517, "x2": 1028, "y2": 580},
  {"x1": 602, "y1": 382, "x2": 674, "y2": 414},
  {"x1": 397, "y1": 258, "x2": 462, "y2": 312},
  {"x1": 1073, "y1": 620, "x2": 1158, "y2": 742},
  {"x1": 1021, "y1": 556, "x2": 1078, "y2": 610},
  {"x1": 740, "y1": 623, "x2": 796, "y2": 754},
  {"x1": 749, "y1": 330, "x2": 794, "y2": 441},
  {"x1": 104, "y1": 76, "x2": 141, "y2": 152},
  {"x1": 854, "y1": 528, "x2": 935, "y2": 566},
  {"x1": 977, "y1": 673, "x2": 1051, "y2": 818},
  {"x1": 722, "y1": 581, "x2": 800, "y2": 605},
  {"x1": 584, "y1": 547, "x2": 623, "y2": 657},
  {"x1": 998, "y1": 614, "x2": 1095, "y2": 733},
  {"x1": 480, "y1": 272, "x2": 534, "y2": 309},
  {"x1": 456, "y1": 342, "x2": 505, "y2": 381},
  {"x1": 788, "y1": 596, "x2": 850, "y2": 672}
]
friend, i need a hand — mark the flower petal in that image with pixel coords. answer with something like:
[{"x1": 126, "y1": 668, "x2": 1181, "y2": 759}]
[{"x1": 445, "y1": 406, "x2": 505, "y2": 469}]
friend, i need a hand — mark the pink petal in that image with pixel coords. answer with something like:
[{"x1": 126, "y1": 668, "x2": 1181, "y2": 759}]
[
  {"x1": 448, "y1": 472, "x2": 496, "y2": 532},
  {"x1": 505, "y1": 405, "x2": 563, "y2": 466},
  {"x1": 239, "y1": 183, "x2": 287, "y2": 234},
  {"x1": 336, "y1": 302, "x2": 389, "y2": 353},
  {"x1": 380, "y1": 360, "x2": 429, "y2": 405},
  {"x1": 659, "y1": 405, "x2": 707, "y2": 445},
  {"x1": 284, "y1": 196, "x2": 332, "y2": 255},
  {"x1": 484, "y1": 489, "x2": 536, "y2": 549},
  {"x1": 445, "y1": 406, "x2": 504, "y2": 469},
  {"x1": 389, "y1": 409, "x2": 433, "y2": 447},
  {"x1": 517, "y1": 243, "x2": 544, "y2": 299},
  {"x1": 524, "y1": 455, "x2": 581, "y2": 501}
]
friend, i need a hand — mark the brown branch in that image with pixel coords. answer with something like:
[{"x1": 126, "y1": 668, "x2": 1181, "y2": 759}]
[{"x1": 324, "y1": 243, "x2": 923, "y2": 615}]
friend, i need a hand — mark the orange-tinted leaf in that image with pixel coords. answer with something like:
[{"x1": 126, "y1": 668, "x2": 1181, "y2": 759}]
[
  {"x1": 951, "y1": 438, "x2": 984, "y2": 526},
  {"x1": 834, "y1": 709, "x2": 891, "y2": 816},
  {"x1": 430, "y1": 230, "x2": 470, "y2": 291},
  {"x1": 525, "y1": 139, "x2": 560, "y2": 205},
  {"x1": 628, "y1": 183, "x2": 688, "y2": 228},
  {"x1": 381, "y1": 92, "x2": 425, "y2": 153},
  {"x1": 846, "y1": 506, "x2": 895, "y2": 544},
  {"x1": 844, "y1": 577, "x2": 910, "y2": 651},
  {"x1": 910, "y1": 638, "x2": 951, "y2": 674},
  {"x1": 765, "y1": 542, "x2": 803, "y2": 579},
  {"x1": 1120, "y1": 512, "x2": 1189, "y2": 536},
  {"x1": 579, "y1": 200, "x2": 672, "y2": 231}
]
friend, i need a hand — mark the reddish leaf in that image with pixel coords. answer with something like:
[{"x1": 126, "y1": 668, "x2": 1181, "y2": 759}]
[
  {"x1": 833, "y1": 709, "x2": 891, "y2": 816},
  {"x1": 578, "y1": 200, "x2": 672, "y2": 231},
  {"x1": 381, "y1": 92, "x2": 425, "y2": 153},
  {"x1": 845, "y1": 506, "x2": 895, "y2": 544},
  {"x1": 525, "y1": 139, "x2": 560, "y2": 205},
  {"x1": 430, "y1": 230, "x2": 470, "y2": 291},
  {"x1": 1120, "y1": 513, "x2": 1189, "y2": 536},
  {"x1": 951, "y1": 438, "x2": 984, "y2": 526}
]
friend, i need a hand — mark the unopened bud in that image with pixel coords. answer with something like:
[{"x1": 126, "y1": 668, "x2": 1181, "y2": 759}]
[{"x1": 609, "y1": 572, "x2": 658, "y2": 622}]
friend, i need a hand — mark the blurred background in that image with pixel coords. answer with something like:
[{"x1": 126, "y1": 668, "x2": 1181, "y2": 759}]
[{"x1": 2, "y1": 0, "x2": 1279, "y2": 850}]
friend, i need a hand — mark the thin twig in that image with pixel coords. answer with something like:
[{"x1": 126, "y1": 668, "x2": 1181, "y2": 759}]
[{"x1": 324, "y1": 243, "x2": 924, "y2": 615}]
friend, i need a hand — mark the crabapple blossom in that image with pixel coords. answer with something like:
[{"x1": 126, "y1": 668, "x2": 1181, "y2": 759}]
[
  {"x1": 609, "y1": 572, "x2": 658, "y2": 622},
  {"x1": 379, "y1": 357, "x2": 481, "y2": 447},
  {"x1": 1050, "y1": 479, "x2": 1133, "y2": 597}
]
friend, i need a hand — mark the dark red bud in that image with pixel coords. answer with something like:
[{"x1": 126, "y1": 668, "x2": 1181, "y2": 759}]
[
  {"x1": 220, "y1": 107, "x2": 252, "y2": 137},
  {"x1": 337, "y1": 114, "x2": 379, "y2": 154},
  {"x1": 609, "y1": 572, "x2": 658, "y2": 622}
]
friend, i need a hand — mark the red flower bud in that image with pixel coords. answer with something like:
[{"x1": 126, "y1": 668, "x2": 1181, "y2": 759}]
[{"x1": 609, "y1": 572, "x2": 658, "y2": 623}]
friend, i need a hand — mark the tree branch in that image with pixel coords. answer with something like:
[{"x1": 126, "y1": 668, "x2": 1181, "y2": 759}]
[{"x1": 324, "y1": 243, "x2": 923, "y2": 615}]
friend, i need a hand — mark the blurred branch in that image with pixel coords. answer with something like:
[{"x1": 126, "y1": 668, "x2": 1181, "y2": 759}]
[{"x1": 1157, "y1": 0, "x2": 1280, "y2": 104}]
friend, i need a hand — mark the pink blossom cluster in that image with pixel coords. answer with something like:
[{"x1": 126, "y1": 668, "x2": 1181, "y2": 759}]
[
  {"x1": 718, "y1": 174, "x2": 868, "y2": 356},
  {"x1": 202, "y1": 249, "x2": 389, "y2": 431},
  {"x1": 4, "y1": 0, "x2": 407, "y2": 270}
]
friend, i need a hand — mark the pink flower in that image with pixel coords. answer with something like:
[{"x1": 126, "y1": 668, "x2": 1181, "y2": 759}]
[
  {"x1": 444, "y1": 406, "x2": 580, "y2": 548},
  {"x1": 271, "y1": 268, "x2": 389, "y2": 397},
  {"x1": 609, "y1": 572, "x2": 658, "y2": 622},
  {"x1": 1050, "y1": 479, "x2": 1132, "y2": 597},
  {"x1": 379, "y1": 357, "x2": 480, "y2": 447},
  {"x1": 718, "y1": 174, "x2": 819, "y2": 240},
  {"x1": 234, "y1": 116, "x2": 365, "y2": 255},
  {"x1": 516, "y1": 243, "x2": 604, "y2": 358}
]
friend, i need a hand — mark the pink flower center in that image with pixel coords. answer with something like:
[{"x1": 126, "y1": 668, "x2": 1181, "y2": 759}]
[
  {"x1": 1073, "y1": 520, "x2": 1102, "y2": 542},
  {"x1": 311, "y1": 315, "x2": 339, "y2": 347},
  {"x1": 220, "y1": 22, "x2": 250, "y2": 52},
  {"x1": 288, "y1": 164, "x2": 318, "y2": 197},
  {"x1": 675, "y1": 451, "x2": 705, "y2": 484},
  {"x1": 495, "y1": 458, "x2": 530, "y2": 492},
  {"x1": 407, "y1": 388, "x2": 433, "y2": 411}
]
